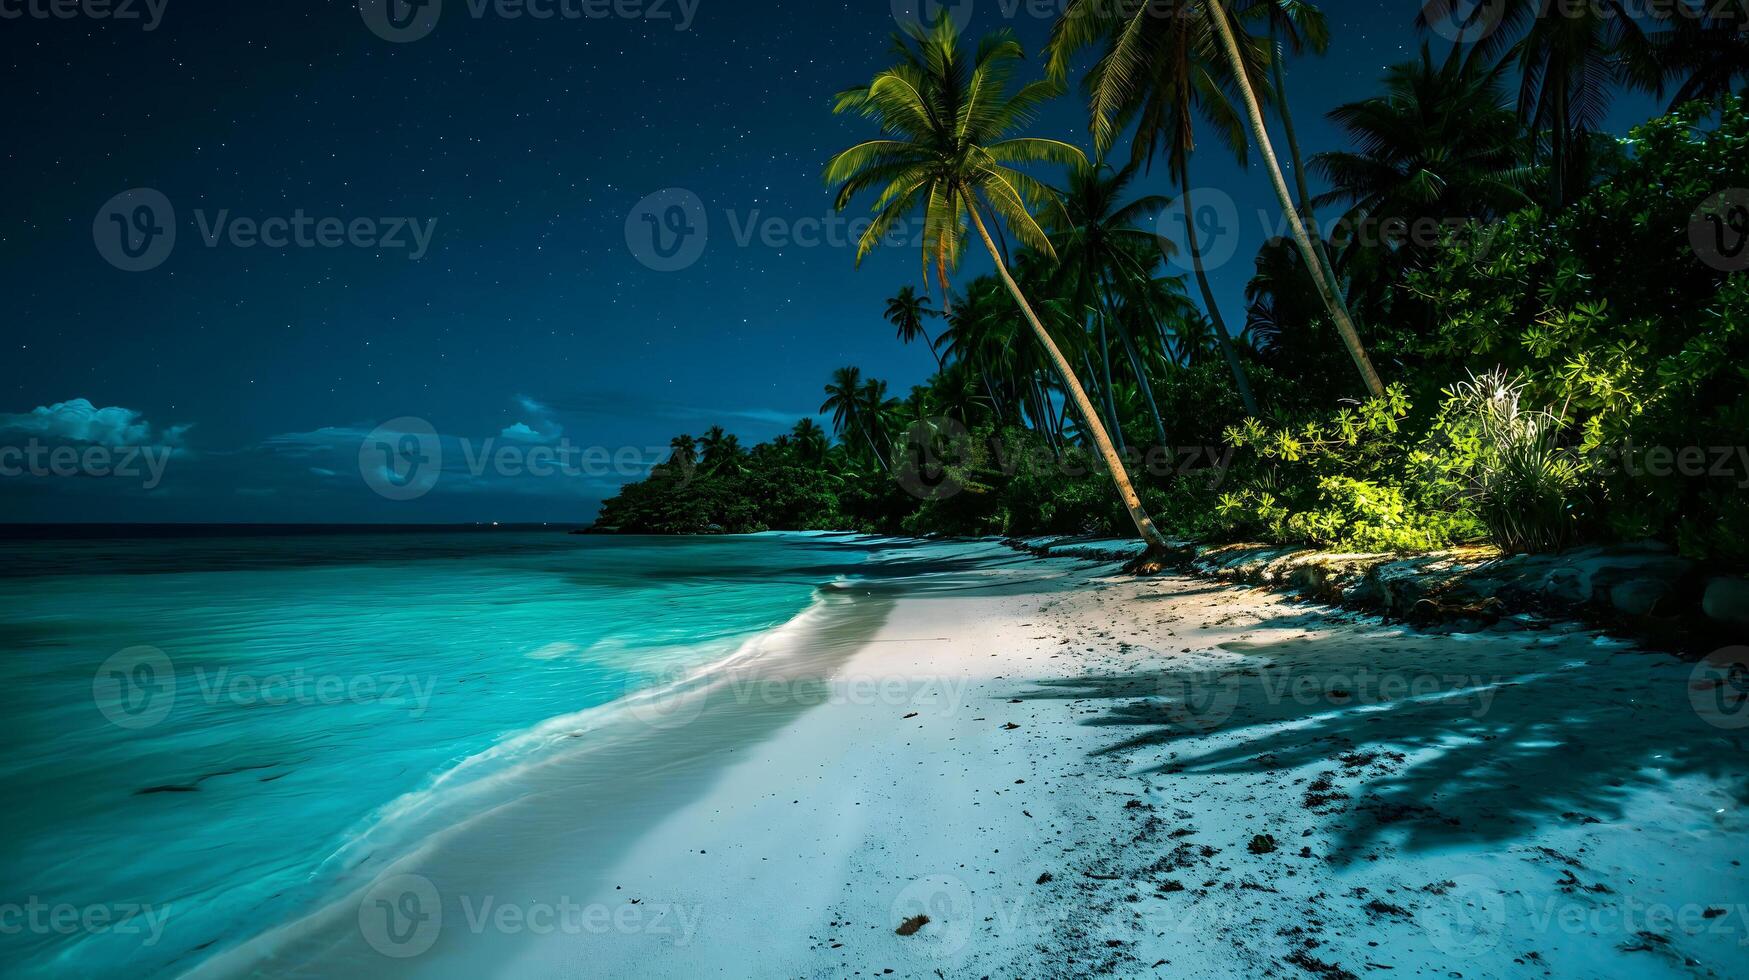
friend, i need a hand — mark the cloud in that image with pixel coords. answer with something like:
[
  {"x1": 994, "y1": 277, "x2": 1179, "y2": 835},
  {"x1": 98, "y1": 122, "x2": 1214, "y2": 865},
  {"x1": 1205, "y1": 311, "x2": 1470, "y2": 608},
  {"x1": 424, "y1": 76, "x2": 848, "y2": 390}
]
[
  {"x1": 501, "y1": 394, "x2": 563, "y2": 443},
  {"x1": 0, "y1": 398, "x2": 189, "y2": 448}
]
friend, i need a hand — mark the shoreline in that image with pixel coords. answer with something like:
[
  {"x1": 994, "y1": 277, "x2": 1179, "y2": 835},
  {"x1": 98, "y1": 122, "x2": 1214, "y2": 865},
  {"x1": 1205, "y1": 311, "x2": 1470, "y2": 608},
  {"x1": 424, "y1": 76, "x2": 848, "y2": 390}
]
[{"x1": 192, "y1": 537, "x2": 1746, "y2": 978}]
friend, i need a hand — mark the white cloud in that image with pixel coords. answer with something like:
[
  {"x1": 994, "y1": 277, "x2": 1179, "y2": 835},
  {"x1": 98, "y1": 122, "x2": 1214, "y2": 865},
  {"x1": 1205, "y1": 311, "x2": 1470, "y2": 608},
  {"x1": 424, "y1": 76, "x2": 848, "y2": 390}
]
[{"x1": 0, "y1": 398, "x2": 188, "y2": 448}]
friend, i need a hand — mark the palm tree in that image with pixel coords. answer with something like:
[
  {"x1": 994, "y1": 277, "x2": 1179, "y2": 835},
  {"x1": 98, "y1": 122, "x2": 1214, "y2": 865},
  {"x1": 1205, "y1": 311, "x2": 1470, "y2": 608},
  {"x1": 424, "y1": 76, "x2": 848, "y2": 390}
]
[
  {"x1": 1311, "y1": 44, "x2": 1530, "y2": 277},
  {"x1": 826, "y1": 16, "x2": 1172, "y2": 549},
  {"x1": 1046, "y1": 0, "x2": 1262, "y2": 415},
  {"x1": 791, "y1": 418, "x2": 828, "y2": 463},
  {"x1": 821, "y1": 366, "x2": 885, "y2": 469},
  {"x1": 698, "y1": 426, "x2": 744, "y2": 474},
  {"x1": 1418, "y1": 0, "x2": 1660, "y2": 208},
  {"x1": 1203, "y1": 0, "x2": 1385, "y2": 396},
  {"x1": 859, "y1": 378, "x2": 902, "y2": 467},
  {"x1": 1049, "y1": 160, "x2": 1177, "y2": 450},
  {"x1": 885, "y1": 286, "x2": 943, "y2": 368},
  {"x1": 1050, "y1": 0, "x2": 1386, "y2": 398},
  {"x1": 1241, "y1": 0, "x2": 1345, "y2": 314},
  {"x1": 667, "y1": 434, "x2": 698, "y2": 469},
  {"x1": 1654, "y1": 7, "x2": 1749, "y2": 107}
]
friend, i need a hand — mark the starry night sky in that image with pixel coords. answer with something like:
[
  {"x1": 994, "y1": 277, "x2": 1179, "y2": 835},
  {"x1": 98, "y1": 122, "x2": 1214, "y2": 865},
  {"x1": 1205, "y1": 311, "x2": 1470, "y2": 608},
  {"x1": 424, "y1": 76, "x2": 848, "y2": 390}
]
[{"x1": 0, "y1": 0, "x2": 1658, "y2": 523}]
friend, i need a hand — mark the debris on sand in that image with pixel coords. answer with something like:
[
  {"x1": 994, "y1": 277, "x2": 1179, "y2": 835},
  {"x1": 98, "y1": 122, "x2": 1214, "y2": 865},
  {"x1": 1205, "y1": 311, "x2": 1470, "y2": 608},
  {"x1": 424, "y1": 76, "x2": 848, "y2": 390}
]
[{"x1": 894, "y1": 915, "x2": 929, "y2": 936}]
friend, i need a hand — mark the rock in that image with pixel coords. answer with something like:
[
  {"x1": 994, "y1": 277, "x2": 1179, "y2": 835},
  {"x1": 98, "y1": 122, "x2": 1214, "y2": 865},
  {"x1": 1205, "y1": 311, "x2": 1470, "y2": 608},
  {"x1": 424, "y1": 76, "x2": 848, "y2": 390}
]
[
  {"x1": 1702, "y1": 576, "x2": 1749, "y2": 630},
  {"x1": 1609, "y1": 577, "x2": 1675, "y2": 617}
]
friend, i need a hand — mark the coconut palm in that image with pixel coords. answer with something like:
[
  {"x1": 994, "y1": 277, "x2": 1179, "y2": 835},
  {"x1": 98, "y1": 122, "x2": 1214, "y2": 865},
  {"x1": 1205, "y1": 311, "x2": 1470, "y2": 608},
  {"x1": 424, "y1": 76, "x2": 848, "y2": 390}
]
[
  {"x1": 820, "y1": 366, "x2": 888, "y2": 470},
  {"x1": 1418, "y1": 0, "x2": 1661, "y2": 208},
  {"x1": 1045, "y1": 0, "x2": 1262, "y2": 415},
  {"x1": 698, "y1": 426, "x2": 743, "y2": 474},
  {"x1": 885, "y1": 286, "x2": 943, "y2": 368},
  {"x1": 1049, "y1": 160, "x2": 1177, "y2": 450},
  {"x1": 826, "y1": 15, "x2": 1171, "y2": 549},
  {"x1": 1311, "y1": 44, "x2": 1531, "y2": 276},
  {"x1": 1050, "y1": 0, "x2": 1387, "y2": 398},
  {"x1": 1655, "y1": 7, "x2": 1749, "y2": 107},
  {"x1": 1240, "y1": 0, "x2": 1345, "y2": 310},
  {"x1": 791, "y1": 418, "x2": 828, "y2": 463}
]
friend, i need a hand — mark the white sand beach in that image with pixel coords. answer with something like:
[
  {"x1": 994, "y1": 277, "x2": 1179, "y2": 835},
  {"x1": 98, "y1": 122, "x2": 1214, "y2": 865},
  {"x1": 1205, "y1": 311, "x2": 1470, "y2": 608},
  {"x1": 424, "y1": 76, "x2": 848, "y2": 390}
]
[{"x1": 192, "y1": 540, "x2": 1748, "y2": 979}]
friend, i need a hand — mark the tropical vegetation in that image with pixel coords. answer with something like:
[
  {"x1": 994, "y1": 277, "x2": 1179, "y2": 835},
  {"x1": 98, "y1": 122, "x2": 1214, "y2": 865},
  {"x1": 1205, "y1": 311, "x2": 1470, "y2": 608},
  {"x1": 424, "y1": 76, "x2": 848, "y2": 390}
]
[{"x1": 596, "y1": 4, "x2": 1749, "y2": 564}]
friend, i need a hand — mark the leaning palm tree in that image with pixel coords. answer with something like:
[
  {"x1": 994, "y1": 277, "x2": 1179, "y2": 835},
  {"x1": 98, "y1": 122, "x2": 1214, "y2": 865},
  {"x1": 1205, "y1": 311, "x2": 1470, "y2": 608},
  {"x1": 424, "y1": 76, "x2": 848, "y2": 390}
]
[
  {"x1": 826, "y1": 15, "x2": 1171, "y2": 549},
  {"x1": 884, "y1": 286, "x2": 943, "y2": 368},
  {"x1": 1045, "y1": 0, "x2": 1262, "y2": 415},
  {"x1": 1050, "y1": 0, "x2": 1386, "y2": 398},
  {"x1": 1240, "y1": 0, "x2": 1344, "y2": 309}
]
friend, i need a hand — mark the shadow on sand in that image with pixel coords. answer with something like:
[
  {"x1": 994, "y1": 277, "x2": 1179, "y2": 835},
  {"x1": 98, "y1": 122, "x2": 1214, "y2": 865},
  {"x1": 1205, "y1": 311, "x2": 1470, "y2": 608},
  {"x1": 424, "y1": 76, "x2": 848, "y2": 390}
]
[{"x1": 1018, "y1": 616, "x2": 1749, "y2": 862}]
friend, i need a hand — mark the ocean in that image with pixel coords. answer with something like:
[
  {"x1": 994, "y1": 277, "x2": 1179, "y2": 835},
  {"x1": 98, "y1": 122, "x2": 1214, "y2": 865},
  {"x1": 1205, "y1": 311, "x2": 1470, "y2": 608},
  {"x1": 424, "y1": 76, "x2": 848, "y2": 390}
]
[{"x1": 0, "y1": 527, "x2": 900, "y2": 977}]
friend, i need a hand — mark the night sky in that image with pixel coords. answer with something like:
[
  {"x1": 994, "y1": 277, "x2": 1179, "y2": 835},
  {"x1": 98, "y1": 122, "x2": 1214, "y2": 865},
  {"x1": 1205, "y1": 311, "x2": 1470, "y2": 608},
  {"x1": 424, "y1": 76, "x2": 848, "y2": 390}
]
[{"x1": 0, "y1": 0, "x2": 1658, "y2": 523}]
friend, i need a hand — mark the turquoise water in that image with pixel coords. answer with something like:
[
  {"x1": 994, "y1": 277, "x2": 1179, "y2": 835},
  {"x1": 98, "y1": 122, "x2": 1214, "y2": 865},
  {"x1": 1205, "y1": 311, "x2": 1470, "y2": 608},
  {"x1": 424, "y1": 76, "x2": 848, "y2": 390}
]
[{"x1": 0, "y1": 528, "x2": 885, "y2": 978}]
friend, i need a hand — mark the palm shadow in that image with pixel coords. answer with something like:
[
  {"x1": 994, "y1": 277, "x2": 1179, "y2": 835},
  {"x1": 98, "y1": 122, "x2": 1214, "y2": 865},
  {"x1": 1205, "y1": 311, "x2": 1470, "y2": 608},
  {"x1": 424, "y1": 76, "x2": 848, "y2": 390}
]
[{"x1": 1017, "y1": 620, "x2": 1749, "y2": 863}]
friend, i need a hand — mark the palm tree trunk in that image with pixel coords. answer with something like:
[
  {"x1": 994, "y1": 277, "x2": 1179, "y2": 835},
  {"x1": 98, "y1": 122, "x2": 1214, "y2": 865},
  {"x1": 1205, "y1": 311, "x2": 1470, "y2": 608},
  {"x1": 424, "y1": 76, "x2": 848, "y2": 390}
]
[
  {"x1": 1206, "y1": 0, "x2": 1386, "y2": 398},
  {"x1": 1099, "y1": 273, "x2": 1171, "y2": 453},
  {"x1": 1181, "y1": 173, "x2": 1261, "y2": 417},
  {"x1": 922, "y1": 327, "x2": 945, "y2": 370},
  {"x1": 1095, "y1": 315, "x2": 1128, "y2": 457},
  {"x1": 965, "y1": 200, "x2": 1170, "y2": 551},
  {"x1": 1271, "y1": 52, "x2": 1346, "y2": 314}
]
